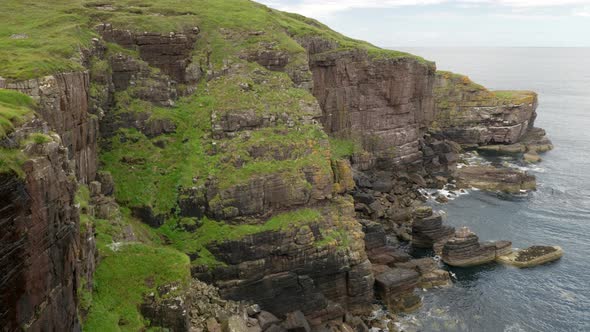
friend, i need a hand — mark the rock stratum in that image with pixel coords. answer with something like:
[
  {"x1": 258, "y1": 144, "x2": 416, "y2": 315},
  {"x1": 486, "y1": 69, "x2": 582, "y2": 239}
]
[{"x1": 0, "y1": 1, "x2": 552, "y2": 331}]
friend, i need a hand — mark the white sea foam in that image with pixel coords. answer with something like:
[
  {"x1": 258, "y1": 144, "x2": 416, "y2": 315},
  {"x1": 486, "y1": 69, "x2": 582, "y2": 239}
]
[{"x1": 419, "y1": 183, "x2": 471, "y2": 203}]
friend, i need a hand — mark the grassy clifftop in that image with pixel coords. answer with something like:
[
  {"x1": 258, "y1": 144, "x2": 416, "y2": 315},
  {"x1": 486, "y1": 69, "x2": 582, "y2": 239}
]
[
  {"x1": 0, "y1": 0, "x2": 429, "y2": 80},
  {"x1": 435, "y1": 71, "x2": 536, "y2": 106}
]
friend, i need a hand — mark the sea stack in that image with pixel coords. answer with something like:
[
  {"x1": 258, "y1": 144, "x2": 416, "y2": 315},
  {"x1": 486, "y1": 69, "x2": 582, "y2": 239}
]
[{"x1": 442, "y1": 227, "x2": 496, "y2": 267}]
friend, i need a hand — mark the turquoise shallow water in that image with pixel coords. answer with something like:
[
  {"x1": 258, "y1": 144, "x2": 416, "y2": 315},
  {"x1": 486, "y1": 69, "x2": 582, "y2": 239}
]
[{"x1": 396, "y1": 47, "x2": 590, "y2": 332}]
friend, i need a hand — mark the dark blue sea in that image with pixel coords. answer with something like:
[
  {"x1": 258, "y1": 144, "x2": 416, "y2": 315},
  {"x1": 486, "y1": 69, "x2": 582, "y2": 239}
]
[{"x1": 395, "y1": 47, "x2": 590, "y2": 332}]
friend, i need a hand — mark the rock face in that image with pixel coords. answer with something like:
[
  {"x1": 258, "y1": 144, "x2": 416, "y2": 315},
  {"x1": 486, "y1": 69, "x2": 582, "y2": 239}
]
[
  {"x1": 0, "y1": 138, "x2": 81, "y2": 331},
  {"x1": 433, "y1": 71, "x2": 538, "y2": 146},
  {"x1": 194, "y1": 198, "x2": 375, "y2": 323},
  {"x1": 1, "y1": 73, "x2": 98, "y2": 183},
  {"x1": 204, "y1": 166, "x2": 334, "y2": 221},
  {"x1": 307, "y1": 47, "x2": 436, "y2": 168},
  {"x1": 97, "y1": 23, "x2": 200, "y2": 84}
]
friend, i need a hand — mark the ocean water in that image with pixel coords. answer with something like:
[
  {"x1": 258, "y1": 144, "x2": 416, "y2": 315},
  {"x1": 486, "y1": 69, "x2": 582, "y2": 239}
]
[{"x1": 395, "y1": 48, "x2": 590, "y2": 332}]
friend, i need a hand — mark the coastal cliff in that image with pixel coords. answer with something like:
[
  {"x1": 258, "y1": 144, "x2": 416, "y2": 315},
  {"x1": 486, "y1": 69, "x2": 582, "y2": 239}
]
[
  {"x1": 0, "y1": 1, "x2": 550, "y2": 331},
  {"x1": 432, "y1": 71, "x2": 538, "y2": 146}
]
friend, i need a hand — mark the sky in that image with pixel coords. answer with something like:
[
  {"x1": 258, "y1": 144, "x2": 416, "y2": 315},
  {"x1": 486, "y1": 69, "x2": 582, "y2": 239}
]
[{"x1": 257, "y1": 0, "x2": 590, "y2": 47}]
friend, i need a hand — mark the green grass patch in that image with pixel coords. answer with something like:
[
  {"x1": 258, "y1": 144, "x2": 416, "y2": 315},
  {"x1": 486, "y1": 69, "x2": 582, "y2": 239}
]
[
  {"x1": 0, "y1": 0, "x2": 95, "y2": 79},
  {"x1": 0, "y1": 148, "x2": 26, "y2": 177},
  {"x1": 0, "y1": 89, "x2": 35, "y2": 138},
  {"x1": 158, "y1": 208, "x2": 323, "y2": 267},
  {"x1": 329, "y1": 137, "x2": 361, "y2": 159},
  {"x1": 0, "y1": 89, "x2": 36, "y2": 176},
  {"x1": 83, "y1": 243, "x2": 190, "y2": 332},
  {"x1": 1, "y1": 0, "x2": 430, "y2": 79},
  {"x1": 492, "y1": 90, "x2": 536, "y2": 104}
]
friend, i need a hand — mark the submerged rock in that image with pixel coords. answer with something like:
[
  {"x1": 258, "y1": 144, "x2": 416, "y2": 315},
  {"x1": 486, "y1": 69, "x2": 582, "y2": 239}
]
[{"x1": 523, "y1": 152, "x2": 542, "y2": 163}]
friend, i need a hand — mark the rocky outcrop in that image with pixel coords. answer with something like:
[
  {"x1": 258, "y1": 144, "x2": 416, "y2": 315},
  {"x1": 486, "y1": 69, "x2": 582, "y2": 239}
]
[
  {"x1": 306, "y1": 47, "x2": 436, "y2": 168},
  {"x1": 441, "y1": 227, "x2": 496, "y2": 267},
  {"x1": 411, "y1": 211, "x2": 455, "y2": 249},
  {"x1": 110, "y1": 53, "x2": 178, "y2": 106},
  {"x1": 496, "y1": 245, "x2": 563, "y2": 268},
  {"x1": 456, "y1": 165, "x2": 536, "y2": 194},
  {"x1": 478, "y1": 127, "x2": 554, "y2": 163},
  {"x1": 205, "y1": 166, "x2": 333, "y2": 221},
  {"x1": 193, "y1": 198, "x2": 374, "y2": 323},
  {"x1": 433, "y1": 71, "x2": 538, "y2": 147},
  {"x1": 97, "y1": 23, "x2": 201, "y2": 84},
  {"x1": 395, "y1": 258, "x2": 452, "y2": 289},
  {"x1": 141, "y1": 283, "x2": 192, "y2": 332},
  {"x1": 0, "y1": 135, "x2": 80, "y2": 331},
  {"x1": 1, "y1": 73, "x2": 98, "y2": 183}
]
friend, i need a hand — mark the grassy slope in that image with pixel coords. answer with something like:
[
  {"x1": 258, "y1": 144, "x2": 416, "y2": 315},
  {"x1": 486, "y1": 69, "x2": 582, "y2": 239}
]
[
  {"x1": 0, "y1": 89, "x2": 36, "y2": 176},
  {"x1": 159, "y1": 208, "x2": 323, "y2": 267},
  {"x1": 100, "y1": 65, "x2": 332, "y2": 214},
  {"x1": 75, "y1": 185, "x2": 191, "y2": 331},
  {"x1": 0, "y1": 0, "x2": 429, "y2": 80},
  {"x1": 83, "y1": 243, "x2": 190, "y2": 331}
]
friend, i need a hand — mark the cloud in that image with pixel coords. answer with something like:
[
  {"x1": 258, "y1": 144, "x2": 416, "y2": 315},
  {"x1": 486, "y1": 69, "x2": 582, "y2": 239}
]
[
  {"x1": 573, "y1": 5, "x2": 590, "y2": 15},
  {"x1": 258, "y1": 0, "x2": 590, "y2": 12},
  {"x1": 256, "y1": 0, "x2": 590, "y2": 21},
  {"x1": 257, "y1": 0, "x2": 447, "y2": 18},
  {"x1": 496, "y1": 0, "x2": 590, "y2": 7}
]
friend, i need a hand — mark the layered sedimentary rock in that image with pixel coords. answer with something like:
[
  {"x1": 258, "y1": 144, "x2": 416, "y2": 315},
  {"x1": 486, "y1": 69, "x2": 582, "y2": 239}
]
[
  {"x1": 395, "y1": 258, "x2": 452, "y2": 289},
  {"x1": 496, "y1": 245, "x2": 563, "y2": 268},
  {"x1": 0, "y1": 135, "x2": 80, "y2": 331},
  {"x1": 374, "y1": 267, "x2": 421, "y2": 312},
  {"x1": 1, "y1": 73, "x2": 98, "y2": 183},
  {"x1": 456, "y1": 165, "x2": 536, "y2": 193},
  {"x1": 442, "y1": 228, "x2": 496, "y2": 267},
  {"x1": 194, "y1": 198, "x2": 374, "y2": 323},
  {"x1": 411, "y1": 211, "x2": 455, "y2": 248},
  {"x1": 204, "y1": 166, "x2": 333, "y2": 220},
  {"x1": 97, "y1": 23, "x2": 201, "y2": 84},
  {"x1": 0, "y1": 2, "x2": 557, "y2": 330},
  {"x1": 433, "y1": 71, "x2": 538, "y2": 146},
  {"x1": 306, "y1": 46, "x2": 436, "y2": 167}
]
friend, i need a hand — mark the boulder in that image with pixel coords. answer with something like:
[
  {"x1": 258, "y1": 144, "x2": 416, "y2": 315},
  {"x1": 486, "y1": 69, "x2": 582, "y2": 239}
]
[
  {"x1": 281, "y1": 311, "x2": 311, "y2": 332},
  {"x1": 257, "y1": 311, "x2": 281, "y2": 330},
  {"x1": 374, "y1": 268, "x2": 421, "y2": 313}
]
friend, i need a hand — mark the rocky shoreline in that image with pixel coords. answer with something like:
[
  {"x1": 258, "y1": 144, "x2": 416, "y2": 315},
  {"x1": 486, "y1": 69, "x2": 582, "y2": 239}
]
[{"x1": 0, "y1": 1, "x2": 561, "y2": 331}]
